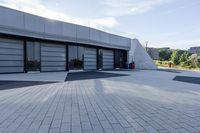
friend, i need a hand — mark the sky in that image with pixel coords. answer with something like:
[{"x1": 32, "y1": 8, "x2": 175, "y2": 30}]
[{"x1": 0, "y1": 0, "x2": 200, "y2": 50}]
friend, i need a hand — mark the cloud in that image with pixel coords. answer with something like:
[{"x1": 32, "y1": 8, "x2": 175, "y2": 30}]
[
  {"x1": 0, "y1": 0, "x2": 118, "y2": 29},
  {"x1": 103, "y1": 0, "x2": 174, "y2": 16}
]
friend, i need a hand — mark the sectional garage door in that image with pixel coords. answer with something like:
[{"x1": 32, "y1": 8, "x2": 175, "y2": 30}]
[
  {"x1": 84, "y1": 47, "x2": 97, "y2": 70},
  {"x1": 0, "y1": 38, "x2": 24, "y2": 73},
  {"x1": 102, "y1": 49, "x2": 114, "y2": 69},
  {"x1": 41, "y1": 43, "x2": 66, "y2": 72}
]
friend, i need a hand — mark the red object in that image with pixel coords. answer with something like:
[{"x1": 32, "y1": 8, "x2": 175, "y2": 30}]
[{"x1": 131, "y1": 63, "x2": 135, "y2": 69}]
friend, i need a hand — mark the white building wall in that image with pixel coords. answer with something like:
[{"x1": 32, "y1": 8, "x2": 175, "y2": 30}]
[{"x1": 129, "y1": 39, "x2": 157, "y2": 70}]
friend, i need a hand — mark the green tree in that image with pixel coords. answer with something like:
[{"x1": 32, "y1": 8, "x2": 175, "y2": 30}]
[
  {"x1": 179, "y1": 52, "x2": 189, "y2": 62},
  {"x1": 189, "y1": 54, "x2": 200, "y2": 68},
  {"x1": 171, "y1": 50, "x2": 184, "y2": 65},
  {"x1": 158, "y1": 49, "x2": 172, "y2": 61}
]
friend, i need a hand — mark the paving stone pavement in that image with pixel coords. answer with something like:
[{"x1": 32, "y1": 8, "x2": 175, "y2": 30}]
[{"x1": 0, "y1": 70, "x2": 200, "y2": 133}]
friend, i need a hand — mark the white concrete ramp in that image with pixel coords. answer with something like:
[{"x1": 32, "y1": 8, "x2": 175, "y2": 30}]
[{"x1": 129, "y1": 39, "x2": 157, "y2": 70}]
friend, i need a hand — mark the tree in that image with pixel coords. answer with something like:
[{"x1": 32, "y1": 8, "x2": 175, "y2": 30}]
[
  {"x1": 171, "y1": 50, "x2": 184, "y2": 65},
  {"x1": 189, "y1": 54, "x2": 200, "y2": 68},
  {"x1": 179, "y1": 52, "x2": 189, "y2": 63},
  {"x1": 158, "y1": 49, "x2": 172, "y2": 61}
]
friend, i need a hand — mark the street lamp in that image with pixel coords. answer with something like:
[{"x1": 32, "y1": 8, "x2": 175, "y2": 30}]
[{"x1": 145, "y1": 41, "x2": 148, "y2": 51}]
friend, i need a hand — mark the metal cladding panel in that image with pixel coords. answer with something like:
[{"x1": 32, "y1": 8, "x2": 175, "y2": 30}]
[
  {"x1": 121, "y1": 38, "x2": 130, "y2": 46},
  {"x1": 102, "y1": 49, "x2": 114, "y2": 69},
  {"x1": 0, "y1": 40, "x2": 23, "y2": 49},
  {"x1": 41, "y1": 43, "x2": 66, "y2": 72},
  {"x1": 84, "y1": 47, "x2": 97, "y2": 70},
  {"x1": 0, "y1": 7, "x2": 5, "y2": 26},
  {"x1": 110, "y1": 35, "x2": 119, "y2": 45},
  {"x1": 41, "y1": 44, "x2": 65, "y2": 52},
  {"x1": 42, "y1": 62, "x2": 66, "y2": 66},
  {"x1": 0, "y1": 7, "x2": 131, "y2": 50},
  {"x1": 0, "y1": 55, "x2": 23, "y2": 61},
  {"x1": 41, "y1": 51, "x2": 66, "y2": 57},
  {"x1": 77, "y1": 25, "x2": 90, "y2": 42},
  {"x1": 0, "y1": 38, "x2": 24, "y2": 73},
  {"x1": 41, "y1": 56, "x2": 65, "y2": 61},
  {"x1": 100, "y1": 32, "x2": 110, "y2": 44},
  {"x1": 41, "y1": 67, "x2": 66, "y2": 71},
  {"x1": 90, "y1": 28, "x2": 100, "y2": 42},
  {"x1": 62, "y1": 23, "x2": 76, "y2": 40},
  {"x1": 0, "y1": 61, "x2": 23, "y2": 67},
  {"x1": 0, "y1": 48, "x2": 23, "y2": 55},
  {"x1": 0, "y1": 7, "x2": 24, "y2": 29},
  {"x1": 44, "y1": 19, "x2": 62, "y2": 35},
  {"x1": 0, "y1": 67, "x2": 24, "y2": 73},
  {"x1": 24, "y1": 14, "x2": 45, "y2": 33}
]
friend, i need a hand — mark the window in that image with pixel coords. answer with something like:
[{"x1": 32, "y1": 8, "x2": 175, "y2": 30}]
[
  {"x1": 26, "y1": 42, "x2": 41, "y2": 71},
  {"x1": 68, "y1": 45, "x2": 84, "y2": 70}
]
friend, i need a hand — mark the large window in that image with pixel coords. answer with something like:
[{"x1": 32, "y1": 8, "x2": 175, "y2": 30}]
[
  {"x1": 68, "y1": 45, "x2": 84, "y2": 70},
  {"x1": 98, "y1": 49, "x2": 103, "y2": 69},
  {"x1": 26, "y1": 42, "x2": 41, "y2": 71},
  {"x1": 115, "y1": 50, "x2": 127, "y2": 68}
]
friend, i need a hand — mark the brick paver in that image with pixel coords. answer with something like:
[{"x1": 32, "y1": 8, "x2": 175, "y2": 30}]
[{"x1": 0, "y1": 70, "x2": 200, "y2": 133}]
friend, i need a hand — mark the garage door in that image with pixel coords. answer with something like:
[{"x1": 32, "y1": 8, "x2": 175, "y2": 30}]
[
  {"x1": 0, "y1": 38, "x2": 24, "y2": 73},
  {"x1": 102, "y1": 49, "x2": 114, "y2": 69},
  {"x1": 84, "y1": 47, "x2": 97, "y2": 70},
  {"x1": 41, "y1": 43, "x2": 66, "y2": 72}
]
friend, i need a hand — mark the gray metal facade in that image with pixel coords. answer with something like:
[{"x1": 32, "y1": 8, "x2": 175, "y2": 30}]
[
  {"x1": 0, "y1": 6, "x2": 131, "y2": 50},
  {"x1": 0, "y1": 38, "x2": 24, "y2": 73},
  {"x1": 84, "y1": 47, "x2": 97, "y2": 70},
  {"x1": 41, "y1": 43, "x2": 66, "y2": 72},
  {"x1": 102, "y1": 49, "x2": 114, "y2": 69},
  {"x1": 0, "y1": 6, "x2": 130, "y2": 73}
]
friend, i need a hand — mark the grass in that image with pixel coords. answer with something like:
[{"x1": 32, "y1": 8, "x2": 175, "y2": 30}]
[{"x1": 155, "y1": 60, "x2": 200, "y2": 72}]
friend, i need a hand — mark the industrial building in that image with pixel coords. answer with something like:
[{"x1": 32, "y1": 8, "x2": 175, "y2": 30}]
[{"x1": 0, "y1": 6, "x2": 156, "y2": 73}]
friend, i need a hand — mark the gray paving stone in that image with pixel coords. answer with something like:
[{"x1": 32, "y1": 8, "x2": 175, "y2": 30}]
[
  {"x1": 38, "y1": 124, "x2": 50, "y2": 133},
  {"x1": 49, "y1": 128, "x2": 60, "y2": 133},
  {"x1": 130, "y1": 122, "x2": 146, "y2": 132},
  {"x1": 124, "y1": 127, "x2": 137, "y2": 133},
  {"x1": 60, "y1": 122, "x2": 71, "y2": 132},
  {"x1": 51, "y1": 119, "x2": 62, "y2": 128},
  {"x1": 112, "y1": 124, "x2": 126, "y2": 133},
  {"x1": 0, "y1": 71, "x2": 200, "y2": 133},
  {"x1": 82, "y1": 122, "x2": 92, "y2": 131},
  {"x1": 72, "y1": 126, "x2": 82, "y2": 133},
  {"x1": 104, "y1": 128, "x2": 115, "y2": 133},
  {"x1": 82, "y1": 130, "x2": 94, "y2": 133},
  {"x1": 92, "y1": 125, "x2": 104, "y2": 133},
  {"x1": 100, "y1": 120, "x2": 112, "y2": 129},
  {"x1": 118, "y1": 119, "x2": 131, "y2": 128},
  {"x1": 143, "y1": 125, "x2": 159, "y2": 133}
]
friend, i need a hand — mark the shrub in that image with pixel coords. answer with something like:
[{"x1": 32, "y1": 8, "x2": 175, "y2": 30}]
[{"x1": 171, "y1": 50, "x2": 185, "y2": 65}]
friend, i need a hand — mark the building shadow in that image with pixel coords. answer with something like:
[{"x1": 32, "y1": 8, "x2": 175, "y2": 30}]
[
  {"x1": 0, "y1": 81, "x2": 57, "y2": 90},
  {"x1": 65, "y1": 71, "x2": 129, "y2": 81}
]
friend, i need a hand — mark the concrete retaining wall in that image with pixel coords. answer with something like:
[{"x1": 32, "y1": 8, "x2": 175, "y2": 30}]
[{"x1": 129, "y1": 39, "x2": 157, "y2": 70}]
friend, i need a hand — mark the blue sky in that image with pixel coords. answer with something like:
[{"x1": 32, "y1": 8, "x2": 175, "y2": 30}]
[{"x1": 0, "y1": 0, "x2": 200, "y2": 49}]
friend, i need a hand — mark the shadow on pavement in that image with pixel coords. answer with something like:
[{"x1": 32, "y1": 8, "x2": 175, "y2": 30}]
[
  {"x1": 173, "y1": 76, "x2": 200, "y2": 85},
  {"x1": 157, "y1": 68, "x2": 181, "y2": 73},
  {"x1": 0, "y1": 81, "x2": 57, "y2": 90},
  {"x1": 65, "y1": 71, "x2": 129, "y2": 81}
]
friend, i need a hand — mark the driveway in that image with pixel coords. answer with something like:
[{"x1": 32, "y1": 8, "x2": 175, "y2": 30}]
[{"x1": 0, "y1": 70, "x2": 200, "y2": 133}]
